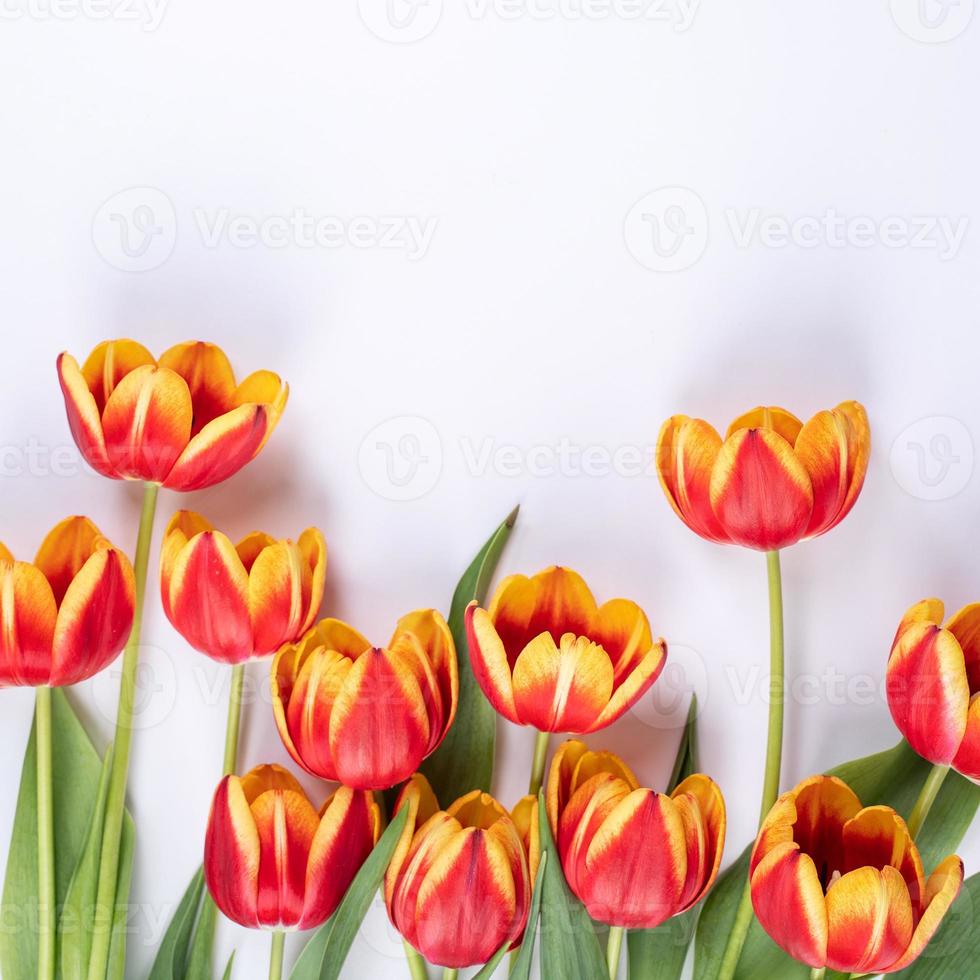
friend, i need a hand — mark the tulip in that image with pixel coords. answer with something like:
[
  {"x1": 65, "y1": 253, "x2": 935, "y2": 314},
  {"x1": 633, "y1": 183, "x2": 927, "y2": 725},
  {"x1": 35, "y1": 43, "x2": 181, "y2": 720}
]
[
  {"x1": 466, "y1": 565, "x2": 667, "y2": 795},
  {"x1": 204, "y1": 764, "x2": 381, "y2": 933},
  {"x1": 656, "y1": 402, "x2": 870, "y2": 551},
  {"x1": 272, "y1": 611, "x2": 458, "y2": 791},
  {"x1": 160, "y1": 511, "x2": 326, "y2": 665},
  {"x1": 888, "y1": 598, "x2": 980, "y2": 781},
  {"x1": 750, "y1": 774, "x2": 963, "y2": 975},
  {"x1": 57, "y1": 339, "x2": 288, "y2": 492},
  {"x1": 384, "y1": 774, "x2": 533, "y2": 970},
  {"x1": 545, "y1": 740, "x2": 725, "y2": 930},
  {"x1": 0, "y1": 516, "x2": 135, "y2": 688}
]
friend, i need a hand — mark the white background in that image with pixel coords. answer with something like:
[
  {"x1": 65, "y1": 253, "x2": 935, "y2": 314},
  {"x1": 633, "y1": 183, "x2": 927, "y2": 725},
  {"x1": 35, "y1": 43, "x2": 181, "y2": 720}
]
[{"x1": 1, "y1": 0, "x2": 979, "y2": 977}]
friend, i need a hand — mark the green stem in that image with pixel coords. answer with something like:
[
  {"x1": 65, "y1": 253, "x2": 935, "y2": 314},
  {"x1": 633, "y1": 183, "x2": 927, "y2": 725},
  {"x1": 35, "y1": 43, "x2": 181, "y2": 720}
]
[
  {"x1": 717, "y1": 550, "x2": 785, "y2": 980},
  {"x1": 36, "y1": 686, "x2": 55, "y2": 980},
  {"x1": 223, "y1": 663, "x2": 246, "y2": 775},
  {"x1": 442, "y1": 970, "x2": 458, "y2": 980},
  {"x1": 528, "y1": 729, "x2": 550, "y2": 796},
  {"x1": 606, "y1": 925, "x2": 624, "y2": 978},
  {"x1": 269, "y1": 930, "x2": 286, "y2": 980},
  {"x1": 811, "y1": 969, "x2": 826, "y2": 980},
  {"x1": 86, "y1": 481, "x2": 159, "y2": 980},
  {"x1": 402, "y1": 941, "x2": 429, "y2": 980},
  {"x1": 907, "y1": 763, "x2": 950, "y2": 839}
]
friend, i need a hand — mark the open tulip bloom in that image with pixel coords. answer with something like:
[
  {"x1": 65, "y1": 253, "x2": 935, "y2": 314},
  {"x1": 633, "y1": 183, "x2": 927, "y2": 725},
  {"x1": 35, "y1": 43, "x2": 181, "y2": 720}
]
[
  {"x1": 0, "y1": 516, "x2": 135, "y2": 980},
  {"x1": 547, "y1": 740, "x2": 725, "y2": 932},
  {"x1": 385, "y1": 774, "x2": 534, "y2": 970},
  {"x1": 750, "y1": 775, "x2": 963, "y2": 975},
  {"x1": 466, "y1": 565, "x2": 667, "y2": 794},
  {"x1": 272, "y1": 610, "x2": 458, "y2": 790}
]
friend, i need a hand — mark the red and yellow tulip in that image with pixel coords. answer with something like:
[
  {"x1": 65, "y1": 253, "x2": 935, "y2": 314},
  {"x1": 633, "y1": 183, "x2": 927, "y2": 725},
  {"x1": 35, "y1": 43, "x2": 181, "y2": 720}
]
[
  {"x1": 272, "y1": 611, "x2": 458, "y2": 790},
  {"x1": 0, "y1": 517, "x2": 135, "y2": 687},
  {"x1": 385, "y1": 774, "x2": 533, "y2": 969},
  {"x1": 204, "y1": 764, "x2": 380, "y2": 931},
  {"x1": 57, "y1": 340, "x2": 288, "y2": 491},
  {"x1": 656, "y1": 402, "x2": 870, "y2": 551},
  {"x1": 465, "y1": 566, "x2": 667, "y2": 734},
  {"x1": 545, "y1": 740, "x2": 725, "y2": 929},
  {"x1": 887, "y1": 598, "x2": 980, "y2": 779},
  {"x1": 750, "y1": 774, "x2": 962, "y2": 974},
  {"x1": 160, "y1": 511, "x2": 326, "y2": 664}
]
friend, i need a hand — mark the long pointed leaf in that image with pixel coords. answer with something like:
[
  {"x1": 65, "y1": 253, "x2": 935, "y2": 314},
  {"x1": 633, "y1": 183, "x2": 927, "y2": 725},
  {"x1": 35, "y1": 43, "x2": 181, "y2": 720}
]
[
  {"x1": 107, "y1": 814, "x2": 136, "y2": 980},
  {"x1": 420, "y1": 506, "x2": 519, "y2": 801},
  {"x1": 146, "y1": 868, "x2": 206, "y2": 980}
]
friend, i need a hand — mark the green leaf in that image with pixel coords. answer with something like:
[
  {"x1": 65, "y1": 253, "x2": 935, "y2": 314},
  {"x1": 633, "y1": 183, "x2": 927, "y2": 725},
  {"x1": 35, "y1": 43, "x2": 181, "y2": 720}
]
[
  {"x1": 473, "y1": 851, "x2": 548, "y2": 980},
  {"x1": 892, "y1": 871, "x2": 980, "y2": 978},
  {"x1": 145, "y1": 868, "x2": 206, "y2": 980},
  {"x1": 184, "y1": 897, "x2": 218, "y2": 980},
  {"x1": 289, "y1": 806, "x2": 409, "y2": 980},
  {"x1": 220, "y1": 952, "x2": 235, "y2": 980},
  {"x1": 537, "y1": 791, "x2": 608, "y2": 980},
  {"x1": 627, "y1": 695, "x2": 701, "y2": 980},
  {"x1": 419, "y1": 506, "x2": 519, "y2": 802},
  {"x1": 107, "y1": 814, "x2": 136, "y2": 980},
  {"x1": 60, "y1": 746, "x2": 114, "y2": 980},
  {"x1": 0, "y1": 689, "x2": 132, "y2": 980},
  {"x1": 694, "y1": 740, "x2": 980, "y2": 980}
]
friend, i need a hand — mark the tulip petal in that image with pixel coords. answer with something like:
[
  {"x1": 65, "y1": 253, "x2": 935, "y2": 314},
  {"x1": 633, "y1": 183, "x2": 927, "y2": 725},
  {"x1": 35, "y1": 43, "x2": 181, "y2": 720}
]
[
  {"x1": 33, "y1": 516, "x2": 107, "y2": 605},
  {"x1": 204, "y1": 776, "x2": 260, "y2": 928},
  {"x1": 385, "y1": 774, "x2": 441, "y2": 908},
  {"x1": 158, "y1": 341, "x2": 237, "y2": 434},
  {"x1": 825, "y1": 866, "x2": 913, "y2": 974},
  {"x1": 726, "y1": 406, "x2": 804, "y2": 444},
  {"x1": 160, "y1": 511, "x2": 214, "y2": 621},
  {"x1": 886, "y1": 622, "x2": 969, "y2": 766},
  {"x1": 389, "y1": 632, "x2": 448, "y2": 755},
  {"x1": 329, "y1": 647, "x2": 430, "y2": 789},
  {"x1": 247, "y1": 541, "x2": 312, "y2": 654},
  {"x1": 792, "y1": 777, "x2": 863, "y2": 888},
  {"x1": 511, "y1": 795, "x2": 540, "y2": 882},
  {"x1": 102, "y1": 364, "x2": 193, "y2": 482},
  {"x1": 952, "y1": 693, "x2": 980, "y2": 779},
  {"x1": 512, "y1": 632, "x2": 613, "y2": 733},
  {"x1": 587, "y1": 639, "x2": 667, "y2": 733},
  {"x1": 0, "y1": 561, "x2": 57, "y2": 686},
  {"x1": 393, "y1": 608, "x2": 458, "y2": 742},
  {"x1": 885, "y1": 856, "x2": 963, "y2": 973},
  {"x1": 672, "y1": 774, "x2": 726, "y2": 911},
  {"x1": 710, "y1": 427, "x2": 814, "y2": 551},
  {"x1": 167, "y1": 530, "x2": 253, "y2": 663},
  {"x1": 233, "y1": 369, "x2": 289, "y2": 424},
  {"x1": 794, "y1": 408, "x2": 855, "y2": 538},
  {"x1": 50, "y1": 547, "x2": 136, "y2": 687},
  {"x1": 56, "y1": 353, "x2": 114, "y2": 478},
  {"x1": 297, "y1": 528, "x2": 327, "y2": 634},
  {"x1": 579, "y1": 789, "x2": 687, "y2": 929},
  {"x1": 945, "y1": 602, "x2": 980, "y2": 693},
  {"x1": 301, "y1": 788, "x2": 380, "y2": 929},
  {"x1": 163, "y1": 403, "x2": 271, "y2": 492},
  {"x1": 0, "y1": 543, "x2": 11, "y2": 563},
  {"x1": 656, "y1": 416, "x2": 729, "y2": 544},
  {"x1": 589, "y1": 598, "x2": 654, "y2": 683},
  {"x1": 466, "y1": 604, "x2": 519, "y2": 724},
  {"x1": 842, "y1": 806, "x2": 924, "y2": 908},
  {"x1": 894, "y1": 598, "x2": 945, "y2": 647},
  {"x1": 78, "y1": 339, "x2": 156, "y2": 412},
  {"x1": 750, "y1": 842, "x2": 828, "y2": 968},
  {"x1": 415, "y1": 828, "x2": 518, "y2": 969}
]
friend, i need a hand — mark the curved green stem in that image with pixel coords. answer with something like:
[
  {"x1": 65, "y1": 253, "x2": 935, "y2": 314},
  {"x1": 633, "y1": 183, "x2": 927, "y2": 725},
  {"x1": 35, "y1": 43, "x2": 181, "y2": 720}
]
[
  {"x1": 268, "y1": 930, "x2": 285, "y2": 980},
  {"x1": 403, "y1": 941, "x2": 429, "y2": 980},
  {"x1": 36, "y1": 686, "x2": 55, "y2": 980},
  {"x1": 606, "y1": 925, "x2": 624, "y2": 978},
  {"x1": 810, "y1": 969, "x2": 826, "y2": 980},
  {"x1": 441, "y1": 970, "x2": 459, "y2": 980},
  {"x1": 87, "y1": 481, "x2": 159, "y2": 980},
  {"x1": 907, "y1": 764, "x2": 949, "y2": 839},
  {"x1": 223, "y1": 663, "x2": 246, "y2": 775},
  {"x1": 717, "y1": 550, "x2": 785, "y2": 980},
  {"x1": 528, "y1": 730, "x2": 550, "y2": 796}
]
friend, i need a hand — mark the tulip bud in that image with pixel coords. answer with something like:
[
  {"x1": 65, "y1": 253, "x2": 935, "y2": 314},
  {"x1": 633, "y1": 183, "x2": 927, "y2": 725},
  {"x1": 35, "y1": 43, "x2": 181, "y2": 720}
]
[
  {"x1": 272, "y1": 611, "x2": 458, "y2": 790},
  {"x1": 656, "y1": 402, "x2": 870, "y2": 550},
  {"x1": 57, "y1": 339, "x2": 288, "y2": 491},
  {"x1": 545, "y1": 740, "x2": 725, "y2": 929},
  {"x1": 204, "y1": 764, "x2": 381, "y2": 931},
  {"x1": 465, "y1": 566, "x2": 667, "y2": 734},
  {"x1": 160, "y1": 511, "x2": 326, "y2": 664},
  {"x1": 0, "y1": 517, "x2": 135, "y2": 687},
  {"x1": 384, "y1": 775, "x2": 532, "y2": 969},
  {"x1": 750, "y1": 774, "x2": 962, "y2": 974}
]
